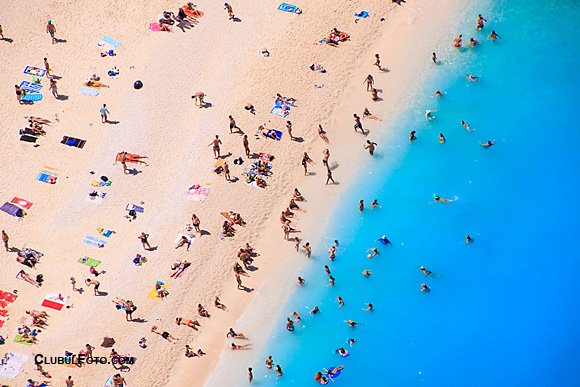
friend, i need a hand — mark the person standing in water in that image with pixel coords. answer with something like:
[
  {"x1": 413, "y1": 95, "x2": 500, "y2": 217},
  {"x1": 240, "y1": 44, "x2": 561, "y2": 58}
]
[
  {"x1": 454, "y1": 34, "x2": 462, "y2": 47},
  {"x1": 421, "y1": 283, "x2": 431, "y2": 292},
  {"x1": 359, "y1": 200, "x2": 364, "y2": 213},
  {"x1": 438, "y1": 133, "x2": 446, "y2": 143},
  {"x1": 465, "y1": 235, "x2": 473, "y2": 245},
  {"x1": 303, "y1": 242, "x2": 312, "y2": 258},
  {"x1": 476, "y1": 14, "x2": 487, "y2": 29},
  {"x1": 248, "y1": 367, "x2": 253, "y2": 383},
  {"x1": 364, "y1": 140, "x2": 377, "y2": 156},
  {"x1": 266, "y1": 355, "x2": 274, "y2": 369},
  {"x1": 432, "y1": 52, "x2": 438, "y2": 64},
  {"x1": 488, "y1": 30, "x2": 501, "y2": 40},
  {"x1": 410, "y1": 130, "x2": 417, "y2": 142}
]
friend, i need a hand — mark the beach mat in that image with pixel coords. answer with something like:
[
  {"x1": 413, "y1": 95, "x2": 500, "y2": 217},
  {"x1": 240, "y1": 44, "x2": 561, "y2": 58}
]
[
  {"x1": 355, "y1": 11, "x2": 369, "y2": 18},
  {"x1": 0, "y1": 353, "x2": 29, "y2": 379},
  {"x1": 21, "y1": 93, "x2": 43, "y2": 102},
  {"x1": 36, "y1": 171, "x2": 57, "y2": 184},
  {"x1": 41, "y1": 299, "x2": 63, "y2": 311},
  {"x1": 126, "y1": 204, "x2": 144, "y2": 213},
  {"x1": 270, "y1": 106, "x2": 289, "y2": 118},
  {"x1": 279, "y1": 3, "x2": 302, "y2": 13},
  {"x1": 10, "y1": 197, "x2": 33, "y2": 209},
  {"x1": 13, "y1": 335, "x2": 34, "y2": 346},
  {"x1": 24, "y1": 66, "x2": 46, "y2": 77},
  {"x1": 20, "y1": 81, "x2": 43, "y2": 93},
  {"x1": 83, "y1": 235, "x2": 107, "y2": 248},
  {"x1": 186, "y1": 186, "x2": 210, "y2": 202},
  {"x1": 97, "y1": 228, "x2": 113, "y2": 237},
  {"x1": 61, "y1": 136, "x2": 86, "y2": 148},
  {"x1": 20, "y1": 134, "x2": 38, "y2": 143},
  {"x1": 0, "y1": 202, "x2": 26, "y2": 217},
  {"x1": 78, "y1": 256, "x2": 101, "y2": 267},
  {"x1": 211, "y1": 159, "x2": 226, "y2": 174},
  {"x1": 0, "y1": 290, "x2": 18, "y2": 303},
  {"x1": 147, "y1": 282, "x2": 168, "y2": 299},
  {"x1": 149, "y1": 23, "x2": 172, "y2": 32},
  {"x1": 42, "y1": 293, "x2": 67, "y2": 310},
  {"x1": 79, "y1": 86, "x2": 100, "y2": 96},
  {"x1": 104, "y1": 375, "x2": 114, "y2": 387},
  {"x1": 100, "y1": 35, "x2": 120, "y2": 48},
  {"x1": 262, "y1": 129, "x2": 283, "y2": 141},
  {"x1": 181, "y1": 6, "x2": 204, "y2": 18}
]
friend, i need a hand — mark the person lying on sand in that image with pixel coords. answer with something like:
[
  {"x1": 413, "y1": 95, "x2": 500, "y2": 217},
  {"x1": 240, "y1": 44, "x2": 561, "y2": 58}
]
[
  {"x1": 227, "y1": 328, "x2": 248, "y2": 339},
  {"x1": 28, "y1": 117, "x2": 52, "y2": 125},
  {"x1": 151, "y1": 326, "x2": 179, "y2": 342},
  {"x1": 155, "y1": 283, "x2": 169, "y2": 299},
  {"x1": 176, "y1": 317, "x2": 200, "y2": 330},
  {"x1": 175, "y1": 235, "x2": 191, "y2": 251},
  {"x1": 198, "y1": 304, "x2": 210, "y2": 318},
  {"x1": 170, "y1": 261, "x2": 191, "y2": 278},
  {"x1": 27, "y1": 310, "x2": 49, "y2": 319},
  {"x1": 231, "y1": 343, "x2": 252, "y2": 350},
  {"x1": 215, "y1": 296, "x2": 228, "y2": 310},
  {"x1": 275, "y1": 93, "x2": 297, "y2": 105},
  {"x1": 17, "y1": 270, "x2": 40, "y2": 287}
]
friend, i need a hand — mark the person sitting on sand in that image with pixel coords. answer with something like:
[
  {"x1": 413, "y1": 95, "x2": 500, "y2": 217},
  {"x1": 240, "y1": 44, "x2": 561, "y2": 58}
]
[
  {"x1": 17, "y1": 270, "x2": 40, "y2": 287},
  {"x1": 176, "y1": 317, "x2": 200, "y2": 330},
  {"x1": 170, "y1": 261, "x2": 191, "y2": 278},
  {"x1": 151, "y1": 326, "x2": 179, "y2": 342},
  {"x1": 16, "y1": 254, "x2": 38, "y2": 269},
  {"x1": 27, "y1": 310, "x2": 49, "y2": 319},
  {"x1": 275, "y1": 93, "x2": 296, "y2": 105},
  {"x1": 222, "y1": 221, "x2": 235, "y2": 237},
  {"x1": 175, "y1": 235, "x2": 191, "y2": 251},
  {"x1": 293, "y1": 188, "x2": 305, "y2": 201},
  {"x1": 363, "y1": 107, "x2": 381, "y2": 120},
  {"x1": 155, "y1": 283, "x2": 169, "y2": 300},
  {"x1": 20, "y1": 331, "x2": 38, "y2": 344},
  {"x1": 198, "y1": 304, "x2": 210, "y2": 318},
  {"x1": 232, "y1": 213, "x2": 246, "y2": 226},
  {"x1": 371, "y1": 88, "x2": 379, "y2": 101},
  {"x1": 227, "y1": 328, "x2": 248, "y2": 339},
  {"x1": 215, "y1": 296, "x2": 228, "y2": 310}
]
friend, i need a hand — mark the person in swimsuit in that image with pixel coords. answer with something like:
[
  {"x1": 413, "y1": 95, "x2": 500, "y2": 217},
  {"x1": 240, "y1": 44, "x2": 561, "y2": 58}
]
[
  {"x1": 438, "y1": 133, "x2": 446, "y2": 143},
  {"x1": 480, "y1": 139, "x2": 495, "y2": 148},
  {"x1": 420, "y1": 266, "x2": 433, "y2": 277},
  {"x1": 421, "y1": 283, "x2": 431, "y2": 292},
  {"x1": 326, "y1": 169, "x2": 335, "y2": 185},
  {"x1": 359, "y1": 200, "x2": 364, "y2": 213},
  {"x1": 138, "y1": 232, "x2": 152, "y2": 250},
  {"x1": 466, "y1": 74, "x2": 479, "y2": 82},
  {"x1": 46, "y1": 20, "x2": 56, "y2": 44},
  {"x1": 322, "y1": 149, "x2": 330, "y2": 169},
  {"x1": 310, "y1": 306, "x2": 320, "y2": 315},
  {"x1": 227, "y1": 328, "x2": 248, "y2": 339},
  {"x1": 291, "y1": 311, "x2": 301, "y2": 322},
  {"x1": 328, "y1": 276, "x2": 335, "y2": 286},
  {"x1": 231, "y1": 342, "x2": 252, "y2": 350},
  {"x1": 461, "y1": 120, "x2": 475, "y2": 131},
  {"x1": 470, "y1": 38, "x2": 479, "y2": 47},
  {"x1": 373, "y1": 53, "x2": 382, "y2": 70},
  {"x1": 371, "y1": 200, "x2": 382, "y2": 208},
  {"x1": 85, "y1": 279, "x2": 100, "y2": 295},
  {"x1": 294, "y1": 237, "x2": 301, "y2": 251},
  {"x1": 476, "y1": 14, "x2": 487, "y2": 29},
  {"x1": 243, "y1": 135, "x2": 250, "y2": 157},
  {"x1": 192, "y1": 91, "x2": 205, "y2": 106},
  {"x1": 465, "y1": 235, "x2": 473, "y2": 245},
  {"x1": 362, "y1": 303, "x2": 373, "y2": 311},
  {"x1": 337, "y1": 296, "x2": 344, "y2": 307},
  {"x1": 303, "y1": 242, "x2": 311, "y2": 258},
  {"x1": 337, "y1": 347, "x2": 349, "y2": 356},
  {"x1": 410, "y1": 130, "x2": 417, "y2": 142},
  {"x1": 228, "y1": 115, "x2": 239, "y2": 133},
  {"x1": 366, "y1": 247, "x2": 378, "y2": 258},
  {"x1": 364, "y1": 74, "x2": 374, "y2": 91},
  {"x1": 364, "y1": 140, "x2": 377, "y2": 156},
  {"x1": 435, "y1": 90, "x2": 443, "y2": 97},
  {"x1": 198, "y1": 304, "x2": 210, "y2": 318},
  {"x1": 432, "y1": 52, "x2": 438, "y2": 64},
  {"x1": 344, "y1": 319, "x2": 362, "y2": 327},
  {"x1": 275, "y1": 365, "x2": 283, "y2": 376},
  {"x1": 209, "y1": 135, "x2": 222, "y2": 158},
  {"x1": 425, "y1": 110, "x2": 437, "y2": 121},
  {"x1": 191, "y1": 214, "x2": 201, "y2": 234},
  {"x1": 454, "y1": 34, "x2": 462, "y2": 47},
  {"x1": 318, "y1": 125, "x2": 329, "y2": 143},
  {"x1": 286, "y1": 121, "x2": 294, "y2": 140},
  {"x1": 297, "y1": 276, "x2": 305, "y2": 286},
  {"x1": 353, "y1": 114, "x2": 363, "y2": 133},
  {"x1": 15, "y1": 85, "x2": 24, "y2": 104},
  {"x1": 286, "y1": 317, "x2": 295, "y2": 331},
  {"x1": 363, "y1": 107, "x2": 381, "y2": 120},
  {"x1": 363, "y1": 269, "x2": 373, "y2": 277},
  {"x1": 371, "y1": 88, "x2": 379, "y2": 101},
  {"x1": 224, "y1": 3, "x2": 235, "y2": 20},
  {"x1": 328, "y1": 246, "x2": 336, "y2": 260},
  {"x1": 266, "y1": 355, "x2": 274, "y2": 369},
  {"x1": 112, "y1": 374, "x2": 126, "y2": 387},
  {"x1": 488, "y1": 30, "x2": 501, "y2": 40},
  {"x1": 176, "y1": 317, "x2": 200, "y2": 330},
  {"x1": 433, "y1": 194, "x2": 453, "y2": 203},
  {"x1": 151, "y1": 326, "x2": 179, "y2": 342},
  {"x1": 376, "y1": 235, "x2": 391, "y2": 245},
  {"x1": 293, "y1": 188, "x2": 305, "y2": 201}
]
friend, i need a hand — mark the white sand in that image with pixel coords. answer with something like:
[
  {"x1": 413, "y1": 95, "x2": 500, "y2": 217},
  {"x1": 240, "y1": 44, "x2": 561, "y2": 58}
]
[{"x1": 0, "y1": 0, "x2": 464, "y2": 386}]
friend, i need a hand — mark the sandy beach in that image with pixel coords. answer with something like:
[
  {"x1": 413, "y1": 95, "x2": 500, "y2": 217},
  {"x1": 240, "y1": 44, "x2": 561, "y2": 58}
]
[{"x1": 0, "y1": 0, "x2": 462, "y2": 386}]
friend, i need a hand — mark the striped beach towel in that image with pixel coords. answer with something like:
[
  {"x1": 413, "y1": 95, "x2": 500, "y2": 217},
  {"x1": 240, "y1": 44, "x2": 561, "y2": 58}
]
[{"x1": 19, "y1": 81, "x2": 43, "y2": 93}]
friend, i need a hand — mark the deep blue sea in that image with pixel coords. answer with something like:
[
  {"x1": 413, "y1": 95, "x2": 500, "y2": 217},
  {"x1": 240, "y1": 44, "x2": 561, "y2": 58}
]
[{"x1": 257, "y1": 1, "x2": 580, "y2": 385}]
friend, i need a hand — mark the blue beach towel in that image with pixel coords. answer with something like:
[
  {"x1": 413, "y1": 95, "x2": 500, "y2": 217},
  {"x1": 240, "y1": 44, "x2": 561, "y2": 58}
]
[
  {"x1": 126, "y1": 204, "x2": 144, "y2": 213},
  {"x1": 36, "y1": 171, "x2": 55, "y2": 183},
  {"x1": 83, "y1": 235, "x2": 107, "y2": 248},
  {"x1": 279, "y1": 3, "x2": 302, "y2": 14},
  {"x1": 100, "y1": 36, "x2": 120, "y2": 48},
  {"x1": 1, "y1": 202, "x2": 25, "y2": 217},
  {"x1": 270, "y1": 106, "x2": 289, "y2": 118},
  {"x1": 262, "y1": 129, "x2": 283, "y2": 141},
  {"x1": 21, "y1": 93, "x2": 43, "y2": 102},
  {"x1": 20, "y1": 81, "x2": 43, "y2": 93},
  {"x1": 79, "y1": 86, "x2": 100, "y2": 96},
  {"x1": 24, "y1": 66, "x2": 46, "y2": 77},
  {"x1": 355, "y1": 11, "x2": 369, "y2": 18}
]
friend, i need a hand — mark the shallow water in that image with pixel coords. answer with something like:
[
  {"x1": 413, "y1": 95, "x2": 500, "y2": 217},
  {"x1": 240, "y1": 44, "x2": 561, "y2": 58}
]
[{"x1": 256, "y1": 0, "x2": 580, "y2": 385}]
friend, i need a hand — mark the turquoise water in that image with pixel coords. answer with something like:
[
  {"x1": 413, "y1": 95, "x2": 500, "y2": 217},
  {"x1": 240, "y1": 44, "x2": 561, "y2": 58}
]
[{"x1": 258, "y1": 1, "x2": 580, "y2": 386}]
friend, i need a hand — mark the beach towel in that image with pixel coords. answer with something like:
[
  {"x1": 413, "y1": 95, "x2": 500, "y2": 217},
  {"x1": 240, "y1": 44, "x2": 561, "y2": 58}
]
[
  {"x1": 259, "y1": 153, "x2": 275, "y2": 161},
  {"x1": 0, "y1": 309, "x2": 8, "y2": 316},
  {"x1": 78, "y1": 256, "x2": 101, "y2": 267},
  {"x1": 115, "y1": 153, "x2": 143, "y2": 164},
  {"x1": 100, "y1": 35, "x2": 120, "y2": 48},
  {"x1": 41, "y1": 292, "x2": 67, "y2": 311},
  {"x1": 36, "y1": 171, "x2": 57, "y2": 184},
  {"x1": 278, "y1": 3, "x2": 302, "y2": 14},
  {"x1": 261, "y1": 129, "x2": 283, "y2": 141},
  {"x1": 104, "y1": 375, "x2": 115, "y2": 387},
  {"x1": 270, "y1": 106, "x2": 289, "y2": 118},
  {"x1": 149, "y1": 23, "x2": 172, "y2": 32},
  {"x1": 18, "y1": 316, "x2": 33, "y2": 325},
  {"x1": 79, "y1": 86, "x2": 100, "y2": 96},
  {"x1": 91, "y1": 180, "x2": 112, "y2": 187},
  {"x1": 0, "y1": 319, "x2": 3, "y2": 327},
  {"x1": 355, "y1": 11, "x2": 369, "y2": 18},
  {"x1": 0, "y1": 202, "x2": 26, "y2": 217},
  {"x1": 20, "y1": 134, "x2": 38, "y2": 143},
  {"x1": 24, "y1": 66, "x2": 46, "y2": 77},
  {"x1": 83, "y1": 235, "x2": 107, "y2": 248},
  {"x1": 61, "y1": 136, "x2": 86, "y2": 148},
  {"x1": 126, "y1": 204, "x2": 144, "y2": 213},
  {"x1": 0, "y1": 290, "x2": 18, "y2": 303},
  {"x1": 181, "y1": 6, "x2": 204, "y2": 18},
  {"x1": 13, "y1": 335, "x2": 34, "y2": 346},
  {"x1": 97, "y1": 228, "x2": 113, "y2": 237},
  {"x1": 19, "y1": 81, "x2": 43, "y2": 93},
  {"x1": 85, "y1": 190, "x2": 107, "y2": 204},
  {"x1": 147, "y1": 281, "x2": 169, "y2": 299},
  {"x1": 21, "y1": 93, "x2": 43, "y2": 102},
  {"x1": 10, "y1": 197, "x2": 33, "y2": 209},
  {"x1": 211, "y1": 159, "x2": 226, "y2": 174},
  {"x1": 0, "y1": 353, "x2": 29, "y2": 379},
  {"x1": 186, "y1": 186, "x2": 210, "y2": 202}
]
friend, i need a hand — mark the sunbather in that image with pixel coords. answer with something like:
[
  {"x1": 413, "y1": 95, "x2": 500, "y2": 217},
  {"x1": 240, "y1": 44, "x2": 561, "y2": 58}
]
[
  {"x1": 175, "y1": 235, "x2": 190, "y2": 251},
  {"x1": 198, "y1": 304, "x2": 210, "y2": 318},
  {"x1": 293, "y1": 188, "x2": 305, "y2": 201},
  {"x1": 85, "y1": 78, "x2": 110, "y2": 88},
  {"x1": 155, "y1": 283, "x2": 169, "y2": 300},
  {"x1": 275, "y1": 93, "x2": 296, "y2": 105},
  {"x1": 28, "y1": 117, "x2": 52, "y2": 125},
  {"x1": 17, "y1": 255, "x2": 38, "y2": 268},
  {"x1": 27, "y1": 310, "x2": 49, "y2": 319},
  {"x1": 233, "y1": 262, "x2": 249, "y2": 277},
  {"x1": 17, "y1": 270, "x2": 40, "y2": 287},
  {"x1": 175, "y1": 317, "x2": 200, "y2": 330},
  {"x1": 170, "y1": 261, "x2": 191, "y2": 278},
  {"x1": 232, "y1": 213, "x2": 246, "y2": 226},
  {"x1": 20, "y1": 331, "x2": 38, "y2": 344},
  {"x1": 215, "y1": 296, "x2": 228, "y2": 310},
  {"x1": 222, "y1": 221, "x2": 235, "y2": 237}
]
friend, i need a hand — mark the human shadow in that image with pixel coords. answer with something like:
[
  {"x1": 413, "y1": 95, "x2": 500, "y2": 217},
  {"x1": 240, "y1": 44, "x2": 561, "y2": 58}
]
[
  {"x1": 378, "y1": 68, "x2": 390, "y2": 73},
  {"x1": 76, "y1": 288, "x2": 85, "y2": 294},
  {"x1": 233, "y1": 17, "x2": 242, "y2": 22},
  {"x1": 329, "y1": 162, "x2": 340, "y2": 171},
  {"x1": 55, "y1": 38, "x2": 67, "y2": 44},
  {"x1": 291, "y1": 136, "x2": 304, "y2": 143},
  {"x1": 228, "y1": 177, "x2": 239, "y2": 183},
  {"x1": 97, "y1": 291, "x2": 109, "y2": 296},
  {"x1": 127, "y1": 169, "x2": 143, "y2": 176},
  {"x1": 219, "y1": 152, "x2": 232, "y2": 159},
  {"x1": 51, "y1": 75, "x2": 62, "y2": 80},
  {"x1": 56, "y1": 94, "x2": 69, "y2": 101},
  {"x1": 239, "y1": 285, "x2": 253, "y2": 292},
  {"x1": 307, "y1": 172, "x2": 317, "y2": 176},
  {"x1": 146, "y1": 246, "x2": 158, "y2": 252},
  {"x1": 201, "y1": 102, "x2": 213, "y2": 108},
  {"x1": 246, "y1": 265, "x2": 258, "y2": 272},
  {"x1": 200, "y1": 230, "x2": 211, "y2": 236},
  {"x1": 130, "y1": 318, "x2": 147, "y2": 323},
  {"x1": 2, "y1": 38, "x2": 14, "y2": 43},
  {"x1": 8, "y1": 247, "x2": 21, "y2": 253},
  {"x1": 107, "y1": 120, "x2": 120, "y2": 125}
]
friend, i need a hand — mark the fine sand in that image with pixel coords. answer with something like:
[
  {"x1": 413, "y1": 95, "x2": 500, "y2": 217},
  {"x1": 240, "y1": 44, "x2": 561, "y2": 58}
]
[{"x1": 0, "y1": 0, "x2": 462, "y2": 386}]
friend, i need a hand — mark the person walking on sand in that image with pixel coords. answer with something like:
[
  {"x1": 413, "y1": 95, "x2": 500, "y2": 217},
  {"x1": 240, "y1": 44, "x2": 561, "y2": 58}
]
[
  {"x1": 139, "y1": 232, "x2": 152, "y2": 250},
  {"x1": 43, "y1": 58, "x2": 51, "y2": 77},
  {"x1": 100, "y1": 104, "x2": 109, "y2": 123},
  {"x1": 192, "y1": 92, "x2": 205, "y2": 106},
  {"x1": 432, "y1": 52, "x2": 438, "y2": 64},
  {"x1": 191, "y1": 214, "x2": 201, "y2": 234},
  {"x1": 209, "y1": 135, "x2": 222, "y2": 158},
  {"x1": 229, "y1": 115, "x2": 239, "y2": 133},
  {"x1": 223, "y1": 161, "x2": 231, "y2": 181},
  {"x1": 364, "y1": 74, "x2": 374, "y2": 91},
  {"x1": 46, "y1": 20, "x2": 56, "y2": 44},
  {"x1": 354, "y1": 114, "x2": 363, "y2": 133},
  {"x1": 85, "y1": 279, "x2": 100, "y2": 295},
  {"x1": 243, "y1": 135, "x2": 250, "y2": 157},
  {"x1": 322, "y1": 149, "x2": 330, "y2": 169},
  {"x1": 65, "y1": 376, "x2": 74, "y2": 386},
  {"x1": 286, "y1": 121, "x2": 293, "y2": 140},
  {"x1": 364, "y1": 140, "x2": 377, "y2": 156},
  {"x1": 49, "y1": 78, "x2": 58, "y2": 98},
  {"x1": 359, "y1": 200, "x2": 364, "y2": 213},
  {"x1": 373, "y1": 54, "x2": 382, "y2": 70},
  {"x1": 224, "y1": 3, "x2": 235, "y2": 20},
  {"x1": 326, "y1": 169, "x2": 335, "y2": 185},
  {"x1": 2, "y1": 230, "x2": 9, "y2": 251},
  {"x1": 0, "y1": 25, "x2": 4, "y2": 40}
]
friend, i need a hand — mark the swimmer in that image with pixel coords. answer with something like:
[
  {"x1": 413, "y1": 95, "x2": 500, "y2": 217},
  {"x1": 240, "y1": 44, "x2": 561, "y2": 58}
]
[
  {"x1": 291, "y1": 311, "x2": 301, "y2": 322},
  {"x1": 420, "y1": 266, "x2": 433, "y2": 277},
  {"x1": 324, "y1": 365, "x2": 344, "y2": 381},
  {"x1": 470, "y1": 38, "x2": 479, "y2": 47},
  {"x1": 421, "y1": 283, "x2": 431, "y2": 292},
  {"x1": 453, "y1": 34, "x2": 462, "y2": 47},
  {"x1": 376, "y1": 235, "x2": 391, "y2": 245},
  {"x1": 359, "y1": 199, "x2": 364, "y2": 213},
  {"x1": 465, "y1": 235, "x2": 473, "y2": 245},
  {"x1": 310, "y1": 306, "x2": 320, "y2": 315},
  {"x1": 425, "y1": 110, "x2": 437, "y2": 121},
  {"x1": 461, "y1": 120, "x2": 475, "y2": 131},
  {"x1": 344, "y1": 319, "x2": 362, "y2": 327},
  {"x1": 432, "y1": 52, "x2": 438, "y2": 64},
  {"x1": 325, "y1": 265, "x2": 331, "y2": 275},
  {"x1": 410, "y1": 130, "x2": 417, "y2": 142},
  {"x1": 297, "y1": 276, "x2": 305, "y2": 286},
  {"x1": 466, "y1": 74, "x2": 479, "y2": 82},
  {"x1": 480, "y1": 139, "x2": 495, "y2": 148},
  {"x1": 366, "y1": 248, "x2": 378, "y2": 258},
  {"x1": 476, "y1": 14, "x2": 487, "y2": 29},
  {"x1": 433, "y1": 194, "x2": 453, "y2": 203},
  {"x1": 438, "y1": 133, "x2": 446, "y2": 143},
  {"x1": 275, "y1": 364, "x2": 283, "y2": 377},
  {"x1": 328, "y1": 276, "x2": 335, "y2": 286},
  {"x1": 371, "y1": 200, "x2": 382, "y2": 209},
  {"x1": 337, "y1": 347, "x2": 349, "y2": 357},
  {"x1": 286, "y1": 317, "x2": 295, "y2": 331},
  {"x1": 362, "y1": 269, "x2": 372, "y2": 277},
  {"x1": 337, "y1": 296, "x2": 344, "y2": 307},
  {"x1": 435, "y1": 89, "x2": 443, "y2": 97},
  {"x1": 328, "y1": 246, "x2": 336, "y2": 260},
  {"x1": 362, "y1": 303, "x2": 373, "y2": 311},
  {"x1": 348, "y1": 338, "x2": 356, "y2": 346},
  {"x1": 488, "y1": 30, "x2": 501, "y2": 40},
  {"x1": 315, "y1": 372, "x2": 329, "y2": 384}
]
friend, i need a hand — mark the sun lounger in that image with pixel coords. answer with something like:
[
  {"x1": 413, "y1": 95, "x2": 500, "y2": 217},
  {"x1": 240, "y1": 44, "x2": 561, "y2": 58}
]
[
  {"x1": 0, "y1": 202, "x2": 26, "y2": 217},
  {"x1": 19, "y1": 81, "x2": 43, "y2": 93},
  {"x1": 279, "y1": 3, "x2": 302, "y2": 14},
  {"x1": 10, "y1": 197, "x2": 33, "y2": 209},
  {"x1": 83, "y1": 235, "x2": 107, "y2": 248},
  {"x1": 61, "y1": 136, "x2": 86, "y2": 148},
  {"x1": 24, "y1": 66, "x2": 46, "y2": 77},
  {"x1": 78, "y1": 256, "x2": 101, "y2": 267}
]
